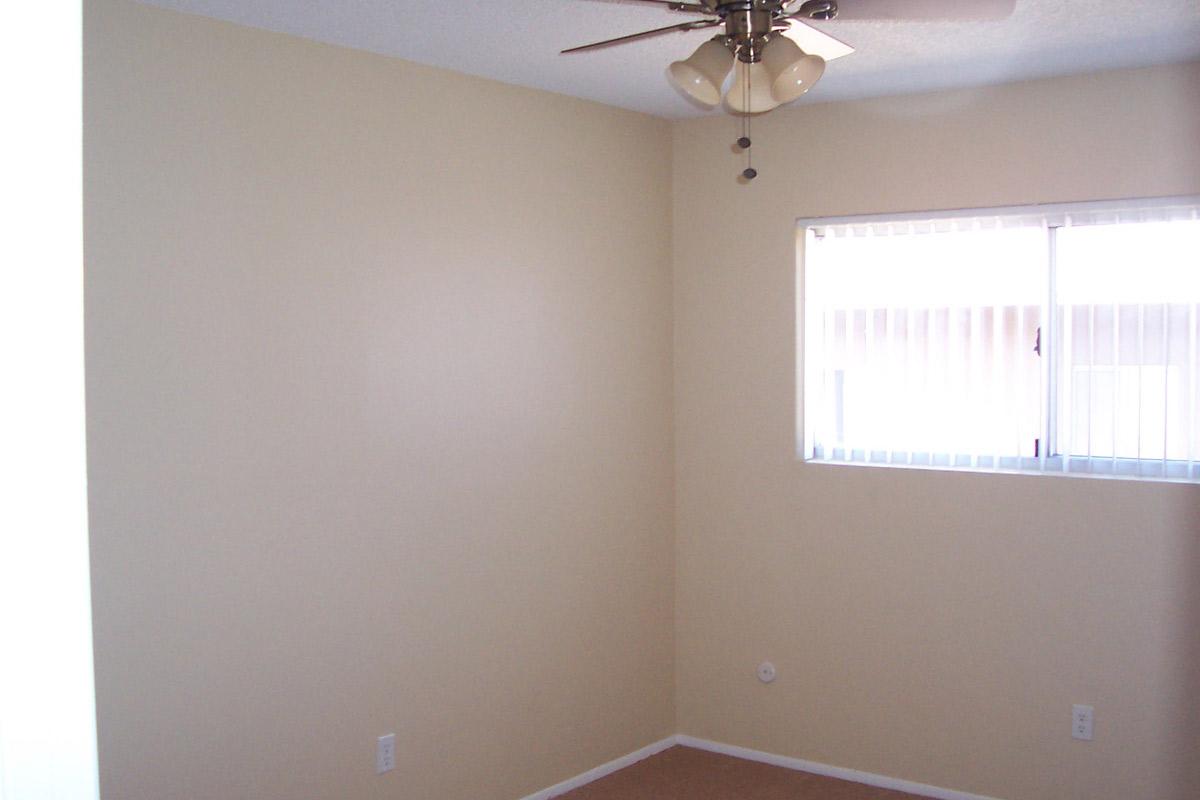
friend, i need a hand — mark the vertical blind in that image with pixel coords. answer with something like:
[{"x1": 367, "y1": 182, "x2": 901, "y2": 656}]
[{"x1": 800, "y1": 198, "x2": 1200, "y2": 481}]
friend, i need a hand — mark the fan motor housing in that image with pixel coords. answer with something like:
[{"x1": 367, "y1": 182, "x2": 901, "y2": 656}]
[
  {"x1": 715, "y1": 1, "x2": 835, "y2": 62},
  {"x1": 719, "y1": 4, "x2": 776, "y2": 62}
]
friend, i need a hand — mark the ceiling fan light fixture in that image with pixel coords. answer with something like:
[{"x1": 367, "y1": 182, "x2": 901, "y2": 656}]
[
  {"x1": 768, "y1": 37, "x2": 825, "y2": 104},
  {"x1": 763, "y1": 34, "x2": 826, "y2": 104},
  {"x1": 667, "y1": 38, "x2": 735, "y2": 108},
  {"x1": 725, "y1": 61, "x2": 781, "y2": 116}
]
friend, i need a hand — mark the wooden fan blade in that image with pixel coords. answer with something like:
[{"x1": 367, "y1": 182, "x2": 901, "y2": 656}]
[
  {"x1": 561, "y1": 19, "x2": 720, "y2": 54},
  {"x1": 780, "y1": 20, "x2": 855, "y2": 61},
  {"x1": 801, "y1": 0, "x2": 1016, "y2": 21}
]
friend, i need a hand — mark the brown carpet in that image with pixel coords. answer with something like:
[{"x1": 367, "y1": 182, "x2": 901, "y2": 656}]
[{"x1": 554, "y1": 746, "x2": 933, "y2": 800}]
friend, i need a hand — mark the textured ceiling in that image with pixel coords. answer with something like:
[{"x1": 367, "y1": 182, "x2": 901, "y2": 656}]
[{"x1": 137, "y1": 0, "x2": 1200, "y2": 118}]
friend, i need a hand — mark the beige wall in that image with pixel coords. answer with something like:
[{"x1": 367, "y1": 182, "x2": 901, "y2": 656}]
[
  {"x1": 672, "y1": 63, "x2": 1200, "y2": 800},
  {"x1": 84, "y1": 2, "x2": 674, "y2": 799},
  {"x1": 86, "y1": 3, "x2": 1200, "y2": 798}
]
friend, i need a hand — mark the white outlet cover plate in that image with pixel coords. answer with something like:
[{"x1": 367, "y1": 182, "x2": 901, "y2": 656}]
[
  {"x1": 1072, "y1": 704, "x2": 1094, "y2": 741},
  {"x1": 376, "y1": 733, "x2": 396, "y2": 774}
]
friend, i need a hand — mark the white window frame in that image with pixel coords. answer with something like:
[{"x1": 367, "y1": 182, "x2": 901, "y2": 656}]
[{"x1": 796, "y1": 195, "x2": 1200, "y2": 483}]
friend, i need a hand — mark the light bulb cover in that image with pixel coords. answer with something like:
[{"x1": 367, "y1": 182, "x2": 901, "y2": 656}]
[
  {"x1": 667, "y1": 39, "x2": 734, "y2": 108},
  {"x1": 763, "y1": 35, "x2": 826, "y2": 104},
  {"x1": 724, "y1": 61, "x2": 781, "y2": 115}
]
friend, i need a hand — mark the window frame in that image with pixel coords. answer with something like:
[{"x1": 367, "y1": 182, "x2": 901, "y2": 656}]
[{"x1": 795, "y1": 195, "x2": 1200, "y2": 483}]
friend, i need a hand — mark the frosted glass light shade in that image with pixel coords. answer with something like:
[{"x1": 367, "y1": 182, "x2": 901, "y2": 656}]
[
  {"x1": 725, "y1": 61, "x2": 781, "y2": 115},
  {"x1": 774, "y1": 53, "x2": 825, "y2": 102},
  {"x1": 763, "y1": 35, "x2": 825, "y2": 104},
  {"x1": 667, "y1": 39, "x2": 734, "y2": 108}
]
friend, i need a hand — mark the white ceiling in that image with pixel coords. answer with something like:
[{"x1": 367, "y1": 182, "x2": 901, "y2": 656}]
[{"x1": 137, "y1": 0, "x2": 1200, "y2": 118}]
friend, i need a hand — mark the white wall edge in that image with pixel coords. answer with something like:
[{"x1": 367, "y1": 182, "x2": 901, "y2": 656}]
[
  {"x1": 517, "y1": 736, "x2": 680, "y2": 800},
  {"x1": 674, "y1": 736, "x2": 1007, "y2": 800}
]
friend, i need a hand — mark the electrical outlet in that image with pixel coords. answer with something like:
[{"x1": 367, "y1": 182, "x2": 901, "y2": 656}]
[
  {"x1": 1072, "y1": 705, "x2": 1094, "y2": 741},
  {"x1": 376, "y1": 734, "x2": 396, "y2": 774}
]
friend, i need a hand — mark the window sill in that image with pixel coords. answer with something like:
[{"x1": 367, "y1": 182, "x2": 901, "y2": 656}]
[{"x1": 801, "y1": 449, "x2": 1200, "y2": 484}]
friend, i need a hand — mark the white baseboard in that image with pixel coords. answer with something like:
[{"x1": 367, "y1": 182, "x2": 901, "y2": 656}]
[
  {"x1": 518, "y1": 733, "x2": 1005, "y2": 800},
  {"x1": 517, "y1": 735, "x2": 680, "y2": 800},
  {"x1": 675, "y1": 735, "x2": 1005, "y2": 800}
]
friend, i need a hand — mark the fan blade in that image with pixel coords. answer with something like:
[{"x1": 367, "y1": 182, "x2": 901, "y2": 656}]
[
  {"x1": 780, "y1": 20, "x2": 855, "y2": 61},
  {"x1": 580, "y1": 0, "x2": 715, "y2": 12},
  {"x1": 800, "y1": 0, "x2": 1015, "y2": 21},
  {"x1": 561, "y1": 19, "x2": 720, "y2": 54}
]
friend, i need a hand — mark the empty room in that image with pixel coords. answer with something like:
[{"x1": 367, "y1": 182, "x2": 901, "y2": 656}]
[{"x1": 4, "y1": 1, "x2": 1199, "y2": 799}]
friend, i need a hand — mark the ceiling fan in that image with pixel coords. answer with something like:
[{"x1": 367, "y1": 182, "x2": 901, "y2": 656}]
[{"x1": 562, "y1": 1, "x2": 1017, "y2": 122}]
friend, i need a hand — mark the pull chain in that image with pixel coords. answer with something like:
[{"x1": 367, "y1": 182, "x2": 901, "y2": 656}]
[{"x1": 736, "y1": 60, "x2": 757, "y2": 181}]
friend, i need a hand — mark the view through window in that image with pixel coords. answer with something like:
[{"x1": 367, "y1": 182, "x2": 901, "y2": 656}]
[{"x1": 800, "y1": 200, "x2": 1200, "y2": 481}]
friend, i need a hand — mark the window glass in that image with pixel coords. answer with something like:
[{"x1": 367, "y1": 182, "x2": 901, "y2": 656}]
[
  {"x1": 800, "y1": 204, "x2": 1200, "y2": 481},
  {"x1": 806, "y1": 226, "x2": 1045, "y2": 464},
  {"x1": 1056, "y1": 221, "x2": 1200, "y2": 463}
]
